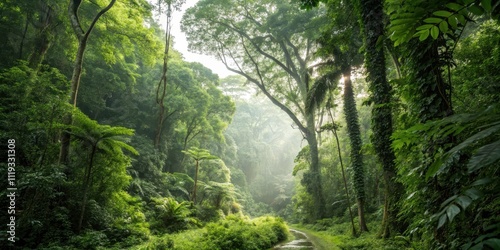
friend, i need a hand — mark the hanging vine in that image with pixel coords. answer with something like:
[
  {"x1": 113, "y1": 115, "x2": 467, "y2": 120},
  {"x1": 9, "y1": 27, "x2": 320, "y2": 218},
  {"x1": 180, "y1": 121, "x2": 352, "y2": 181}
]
[{"x1": 154, "y1": 0, "x2": 185, "y2": 148}]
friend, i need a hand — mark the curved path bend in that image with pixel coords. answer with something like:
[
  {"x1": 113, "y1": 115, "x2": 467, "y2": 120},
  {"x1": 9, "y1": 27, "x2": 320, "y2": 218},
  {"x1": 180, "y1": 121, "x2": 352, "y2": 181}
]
[{"x1": 273, "y1": 228, "x2": 315, "y2": 249}]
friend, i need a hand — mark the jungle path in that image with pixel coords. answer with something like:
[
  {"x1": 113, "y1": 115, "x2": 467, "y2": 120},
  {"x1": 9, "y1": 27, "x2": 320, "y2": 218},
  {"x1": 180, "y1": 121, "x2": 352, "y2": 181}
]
[{"x1": 273, "y1": 228, "x2": 315, "y2": 249}]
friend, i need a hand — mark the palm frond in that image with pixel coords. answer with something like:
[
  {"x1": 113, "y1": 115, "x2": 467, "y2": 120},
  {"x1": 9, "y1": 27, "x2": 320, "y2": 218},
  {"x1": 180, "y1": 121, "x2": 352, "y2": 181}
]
[{"x1": 306, "y1": 70, "x2": 342, "y2": 114}]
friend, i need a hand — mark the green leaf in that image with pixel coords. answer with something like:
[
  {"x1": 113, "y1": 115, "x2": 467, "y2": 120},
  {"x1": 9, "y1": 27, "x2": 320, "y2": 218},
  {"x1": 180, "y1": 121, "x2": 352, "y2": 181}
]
[
  {"x1": 446, "y1": 204, "x2": 460, "y2": 223},
  {"x1": 446, "y1": 3, "x2": 463, "y2": 11},
  {"x1": 457, "y1": 14, "x2": 467, "y2": 25},
  {"x1": 468, "y1": 5, "x2": 484, "y2": 15},
  {"x1": 448, "y1": 124, "x2": 500, "y2": 155},
  {"x1": 416, "y1": 24, "x2": 434, "y2": 30},
  {"x1": 467, "y1": 140, "x2": 500, "y2": 172},
  {"x1": 465, "y1": 188, "x2": 483, "y2": 200},
  {"x1": 389, "y1": 24, "x2": 407, "y2": 32},
  {"x1": 431, "y1": 26, "x2": 439, "y2": 39},
  {"x1": 471, "y1": 178, "x2": 493, "y2": 186},
  {"x1": 469, "y1": 243, "x2": 484, "y2": 250},
  {"x1": 434, "y1": 10, "x2": 453, "y2": 17},
  {"x1": 425, "y1": 157, "x2": 443, "y2": 178},
  {"x1": 438, "y1": 213, "x2": 447, "y2": 229},
  {"x1": 439, "y1": 21, "x2": 449, "y2": 33},
  {"x1": 424, "y1": 17, "x2": 443, "y2": 24},
  {"x1": 455, "y1": 195, "x2": 473, "y2": 210},
  {"x1": 484, "y1": 238, "x2": 500, "y2": 249},
  {"x1": 448, "y1": 16, "x2": 458, "y2": 29},
  {"x1": 391, "y1": 18, "x2": 417, "y2": 25},
  {"x1": 441, "y1": 195, "x2": 458, "y2": 208},
  {"x1": 419, "y1": 29, "x2": 430, "y2": 41},
  {"x1": 481, "y1": 0, "x2": 492, "y2": 12}
]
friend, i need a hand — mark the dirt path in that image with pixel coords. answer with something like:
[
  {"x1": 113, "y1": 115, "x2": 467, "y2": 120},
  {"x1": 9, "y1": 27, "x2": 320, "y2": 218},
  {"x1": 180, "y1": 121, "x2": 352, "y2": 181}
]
[{"x1": 273, "y1": 228, "x2": 315, "y2": 249}]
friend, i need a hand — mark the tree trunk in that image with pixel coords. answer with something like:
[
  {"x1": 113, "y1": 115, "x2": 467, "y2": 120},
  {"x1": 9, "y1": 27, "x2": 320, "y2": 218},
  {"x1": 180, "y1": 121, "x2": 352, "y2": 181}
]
[
  {"x1": 58, "y1": 40, "x2": 87, "y2": 165},
  {"x1": 192, "y1": 160, "x2": 199, "y2": 204},
  {"x1": 342, "y1": 67, "x2": 369, "y2": 232},
  {"x1": 78, "y1": 144, "x2": 97, "y2": 232},
  {"x1": 305, "y1": 112, "x2": 326, "y2": 220},
  {"x1": 330, "y1": 111, "x2": 357, "y2": 236},
  {"x1": 405, "y1": 38, "x2": 454, "y2": 242},
  {"x1": 358, "y1": 0, "x2": 402, "y2": 237}
]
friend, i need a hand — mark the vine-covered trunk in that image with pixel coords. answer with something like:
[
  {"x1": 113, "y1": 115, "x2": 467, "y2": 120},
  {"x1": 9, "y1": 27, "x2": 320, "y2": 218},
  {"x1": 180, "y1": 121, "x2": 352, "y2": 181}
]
[
  {"x1": 154, "y1": 5, "x2": 172, "y2": 148},
  {"x1": 358, "y1": 0, "x2": 402, "y2": 237},
  {"x1": 406, "y1": 39, "x2": 454, "y2": 242},
  {"x1": 342, "y1": 68, "x2": 368, "y2": 232}
]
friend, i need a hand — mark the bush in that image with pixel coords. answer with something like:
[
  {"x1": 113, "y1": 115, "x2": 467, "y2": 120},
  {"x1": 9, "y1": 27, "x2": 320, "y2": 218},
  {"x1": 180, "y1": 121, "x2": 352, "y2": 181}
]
[
  {"x1": 134, "y1": 215, "x2": 290, "y2": 250},
  {"x1": 68, "y1": 230, "x2": 109, "y2": 250},
  {"x1": 203, "y1": 215, "x2": 289, "y2": 250}
]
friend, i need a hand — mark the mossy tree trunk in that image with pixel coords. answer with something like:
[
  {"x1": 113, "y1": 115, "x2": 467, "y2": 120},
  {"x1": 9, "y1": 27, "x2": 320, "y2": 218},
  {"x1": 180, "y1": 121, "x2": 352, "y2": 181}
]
[
  {"x1": 357, "y1": 0, "x2": 403, "y2": 237},
  {"x1": 342, "y1": 66, "x2": 368, "y2": 232}
]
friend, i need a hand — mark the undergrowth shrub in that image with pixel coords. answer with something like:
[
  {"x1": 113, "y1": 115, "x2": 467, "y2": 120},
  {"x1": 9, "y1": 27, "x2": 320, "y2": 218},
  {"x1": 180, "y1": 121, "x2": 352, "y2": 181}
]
[
  {"x1": 68, "y1": 230, "x2": 109, "y2": 250},
  {"x1": 135, "y1": 215, "x2": 289, "y2": 250}
]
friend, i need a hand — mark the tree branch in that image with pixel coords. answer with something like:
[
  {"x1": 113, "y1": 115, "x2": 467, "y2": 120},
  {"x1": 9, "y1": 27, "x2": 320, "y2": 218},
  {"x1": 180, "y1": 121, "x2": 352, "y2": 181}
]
[
  {"x1": 216, "y1": 20, "x2": 302, "y2": 82},
  {"x1": 83, "y1": 0, "x2": 117, "y2": 41},
  {"x1": 216, "y1": 37, "x2": 309, "y2": 134},
  {"x1": 68, "y1": 0, "x2": 85, "y2": 40}
]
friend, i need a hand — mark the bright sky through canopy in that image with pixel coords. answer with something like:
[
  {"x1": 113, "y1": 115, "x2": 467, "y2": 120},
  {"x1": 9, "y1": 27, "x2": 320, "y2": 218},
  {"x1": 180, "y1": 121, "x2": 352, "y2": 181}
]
[{"x1": 168, "y1": 0, "x2": 234, "y2": 78}]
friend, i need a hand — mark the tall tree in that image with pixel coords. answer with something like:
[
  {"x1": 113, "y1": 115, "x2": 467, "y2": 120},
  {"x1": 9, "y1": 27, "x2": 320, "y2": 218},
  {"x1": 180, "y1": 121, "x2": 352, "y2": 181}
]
[
  {"x1": 67, "y1": 0, "x2": 117, "y2": 108},
  {"x1": 386, "y1": 0, "x2": 498, "y2": 243},
  {"x1": 305, "y1": 0, "x2": 368, "y2": 231},
  {"x1": 26, "y1": 1, "x2": 58, "y2": 70},
  {"x1": 356, "y1": 0, "x2": 402, "y2": 237},
  {"x1": 182, "y1": 147, "x2": 218, "y2": 204},
  {"x1": 300, "y1": 0, "x2": 400, "y2": 234},
  {"x1": 66, "y1": 109, "x2": 137, "y2": 232},
  {"x1": 59, "y1": 0, "x2": 116, "y2": 165},
  {"x1": 343, "y1": 71, "x2": 369, "y2": 232},
  {"x1": 182, "y1": 0, "x2": 327, "y2": 219},
  {"x1": 154, "y1": 0, "x2": 185, "y2": 148}
]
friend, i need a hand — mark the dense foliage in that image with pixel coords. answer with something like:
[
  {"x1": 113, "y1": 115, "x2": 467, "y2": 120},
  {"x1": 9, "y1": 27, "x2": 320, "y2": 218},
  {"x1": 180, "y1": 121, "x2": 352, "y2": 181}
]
[{"x1": 136, "y1": 215, "x2": 289, "y2": 250}]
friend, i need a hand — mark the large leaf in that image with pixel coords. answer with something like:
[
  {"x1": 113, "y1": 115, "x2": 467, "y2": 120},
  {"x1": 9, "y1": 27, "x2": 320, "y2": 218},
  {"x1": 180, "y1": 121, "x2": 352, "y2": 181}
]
[
  {"x1": 438, "y1": 213, "x2": 447, "y2": 229},
  {"x1": 440, "y1": 195, "x2": 458, "y2": 208},
  {"x1": 470, "y1": 178, "x2": 493, "y2": 186},
  {"x1": 467, "y1": 140, "x2": 500, "y2": 172},
  {"x1": 484, "y1": 238, "x2": 500, "y2": 249},
  {"x1": 455, "y1": 195, "x2": 473, "y2": 210},
  {"x1": 434, "y1": 10, "x2": 453, "y2": 17},
  {"x1": 481, "y1": 0, "x2": 492, "y2": 12},
  {"x1": 465, "y1": 188, "x2": 483, "y2": 200},
  {"x1": 431, "y1": 26, "x2": 440, "y2": 39},
  {"x1": 448, "y1": 124, "x2": 500, "y2": 155},
  {"x1": 446, "y1": 204, "x2": 460, "y2": 223}
]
